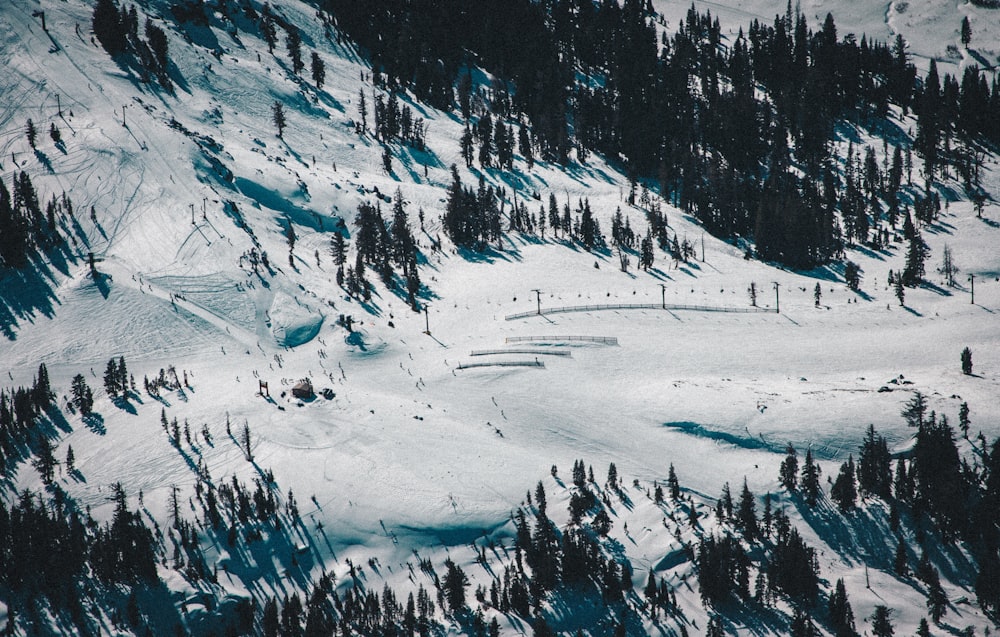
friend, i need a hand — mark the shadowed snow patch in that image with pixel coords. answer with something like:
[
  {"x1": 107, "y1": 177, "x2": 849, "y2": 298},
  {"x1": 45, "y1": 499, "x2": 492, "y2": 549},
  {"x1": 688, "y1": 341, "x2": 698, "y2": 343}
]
[{"x1": 270, "y1": 293, "x2": 323, "y2": 347}]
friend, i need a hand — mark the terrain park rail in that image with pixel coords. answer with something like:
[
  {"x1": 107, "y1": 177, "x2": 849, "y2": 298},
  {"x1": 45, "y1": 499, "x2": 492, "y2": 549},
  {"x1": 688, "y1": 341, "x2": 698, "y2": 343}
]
[
  {"x1": 505, "y1": 335, "x2": 619, "y2": 345},
  {"x1": 470, "y1": 349, "x2": 572, "y2": 357},
  {"x1": 456, "y1": 360, "x2": 545, "y2": 370},
  {"x1": 505, "y1": 303, "x2": 777, "y2": 320}
]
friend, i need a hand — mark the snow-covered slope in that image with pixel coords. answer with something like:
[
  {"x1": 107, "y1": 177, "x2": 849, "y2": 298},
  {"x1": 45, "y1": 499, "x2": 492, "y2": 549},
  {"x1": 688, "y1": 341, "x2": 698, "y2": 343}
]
[{"x1": 2, "y1": 0, "x2": 1000, "y2": 634}]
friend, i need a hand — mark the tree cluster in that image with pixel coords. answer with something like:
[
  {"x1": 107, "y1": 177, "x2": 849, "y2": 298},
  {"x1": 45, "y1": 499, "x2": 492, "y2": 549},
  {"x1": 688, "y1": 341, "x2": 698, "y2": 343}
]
[{"x1": 93, "y1": 0, "x2": 172, "y2": 86}]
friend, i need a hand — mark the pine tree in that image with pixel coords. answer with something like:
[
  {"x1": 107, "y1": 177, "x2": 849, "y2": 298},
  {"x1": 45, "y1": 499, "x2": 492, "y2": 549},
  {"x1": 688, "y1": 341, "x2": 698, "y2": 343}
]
[
  {"x1": 894, "y1": 540, "x2": 909, "y2": 576},
  {"x1": 961, "y1": 16, "x2": 971, "y2": 48},
  {"x1": 858, "y1": 424, "x2": 892, "y2": 499},
  {"x1": 831, "y1": 456, "x2": 857, "y2": 512},
  {"x1": 901, "y1": 391, "x2": 927, "y2": 428},
  {"x1": 736, "y1": 479, "x2": 759, "y2": 539},
  {"x1": 828, "y1": 578, "x2": 855, "y2": 637},
  {"x1": 49, "y1": 123, "x2": 62, "y2": 145},
  {"x1": 104, "y1": 358, "x2": 120, "y2": 398},
  {"x1": 311, "y1": 51, "x2": 325, "y2": 88},
  {"x1": 940, "y1": 244, "x2": 958, "y2": 287},
  {"x1": 241, "y1": 422, "x2": 253, "y2": 461},
  {"x1": 26, "y1": 120, "x2": 37, "y2": 149},
  {"x1": 958, "y1": 401, "x2": 970, "y2": 437},
  {"x1": 871, "y1": 606, "x2": 894, "y2": 637},
  {"x1": 272, "y1": 101, "x2": 286, "y2": 139},
  {"x1": 801, "y1": 449, "x2": 821, "y2": 506},
  {"x1": 667, "y1": 463, "x2": 680, "y2": 500},
  {"x1": 93, "y1": 0, "x2": 126, "y2": 55},
  {"x1": 442, "y1": 558, "x2": 469, "y2": 614},
  {"x1": 779, "y1": 443, "x2": 798, "y2": 491},
  {"x1": 286, "y1": 28, "x2": 303, "y2": 74},
  {"x1": 33, "y1": 438, "x2": 58, "y2": 484},
  {"x1": 961, "y1": 346, "x2": 973, "y2": 375},
  {"x1": 65, "y1": 444, "x2": 75, "y2": 473}
]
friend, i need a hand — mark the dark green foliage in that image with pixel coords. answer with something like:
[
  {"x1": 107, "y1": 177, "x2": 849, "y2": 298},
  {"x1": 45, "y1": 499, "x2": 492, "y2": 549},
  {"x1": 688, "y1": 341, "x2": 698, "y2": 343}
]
[
  {"x1": 902, "y1": 391, "x2": 927, "y2": 428},
  {"x1": 697, "y1": 533, "x2": 750, "y2": 604},
  {"x1": 894, "y1": 541, "x2": 909, "y2": 576},
  {"x1": 286, "y1": 27, "x2": 303, "y2": 74},
  {"x1": 26, "y1": 120, "x2": 37, "y2": 149},
  {"x1": 311, "y1": 51, "x2": 325, "y2": 88},
  {"x1": 93, "y1": 0, "x2": 126, "y2": 55},
  {"x1": 145, "y1": 19, "x2": 169, "y2": 70},
  {"x1": 845, "y1": 261, "x2": 861, "y2": 291},
  {"x1": 790, "y1": 608, "x2": 818, "y2": 637},
  {"x1": 912, "y1": 412, "x2": 966, "y2": 539},
  {"x1": 858, "y1": 425, "x2": 892, "y2": 499},
  {"x1": 667, "y1": 464, "x2": 681, "y2": 500},
  {"x1": 272, "y1": 101, "x2": 286, "y2": 138},
  {"x1": 801, "y1": 449, "x2": 821, "y2": 506},
  {"x1": 961, "y1": 347, "x2": 973, "y2": 375},
  {"x1": 736, "y1": 479, "x2": 759, "y2": 539},
  {"x1": 871, "y1": 606, "x2": 894, "y2": 637},
  {"x1": 769, "y1": 514, "x2": 820, "y2": 602},
  {"x1": 780, "y1": 443, "x2": 798, "y2": 491},
  {"x1": 828, "y1": 578, "x2": 855, "y2": 637},
  {"x1": 830, "y1": 456, "x2": 857, "y2": 512}
]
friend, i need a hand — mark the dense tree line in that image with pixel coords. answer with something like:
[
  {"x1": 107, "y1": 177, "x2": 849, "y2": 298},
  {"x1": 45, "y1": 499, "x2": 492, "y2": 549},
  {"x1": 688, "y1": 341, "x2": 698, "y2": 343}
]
[
  {"x1": 326, "y1": 0, "x2": 1000, "y2": 269},
  {"x1": 0, "y1": 172, "x2": 73, "y2": 270},
  {"x1": 92, "y1": 0, "x2": 172, "y2": 86}
]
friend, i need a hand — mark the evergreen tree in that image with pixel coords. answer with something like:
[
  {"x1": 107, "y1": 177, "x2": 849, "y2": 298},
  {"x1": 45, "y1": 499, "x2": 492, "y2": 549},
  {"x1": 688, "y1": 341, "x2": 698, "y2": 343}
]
[
  {"x1": 145, "y1": 19, "x2": 169, "y2": 70},
  {"x1": 790, "y1": 608, "x2": 817, "y2": 637},
  {"x1": 893, "y1": 540, "x2": 909, "y2": 576},
  {"x1": 272, "y1": 101, "x2": 286, "y2": 139},
  {"x1": 442, "y1": 558, "x2": 469, "y2": 614},
  {"x1": 870, "y1": 606, "x2": 894, "y2": 637},
  {"x1": 961, "y1": 16, "x2": 971, "y2": 48},
  {"x1": 779, "y1": 443, "x2": 798, "y2": 491},
  {"x1": 26, "y1": 120, "x2": 37, "y2": 149},
  {"x1": 667, "y1": 463, "x2": 680, "y2": 500},
  {"x1": 901, "y1": 391, "x2": 927, "y2": 428},
  {"x1": 801, "y1": 449, "x2": 821, "y2": 506},
  {"x1": 958, "y1": 401, "x2": 970, "y2": 437},
  {"x1": 912, "y1": 412, "x2": 965, "y2": 538},
  {"x1": 311, "y1": 51, "x2": 325, "y2": 88},
  {"x1": 828, "y1": 578, "x2": 855, "y2": 637},
  {"x1": 736, "y1": 479, "x2": 759, "y2": 539},
  {"x1": 858, "y1": 424, "x2": 892, "y2": 499},
  {"x1": 286, "y1": 28, "x2": 303, "y2": 74},
  {"x1": 831, "y1": 456, "x2": 857, "y2": 512},
  {"x1": 33, "y1": 438, "x2": 58, "y2": 484},
  {"x1": 71, "y1": 374, "x2": 94, "y2": 415},
  {"x1": 961, "y1": 347, "x2": 973, "y2": 375},
  {"x1": 93, "y1": 0, "x2": 126, "y2": 55},
  {"x1": 104, "y1": 358, "x2": 120, "y2": 398}
]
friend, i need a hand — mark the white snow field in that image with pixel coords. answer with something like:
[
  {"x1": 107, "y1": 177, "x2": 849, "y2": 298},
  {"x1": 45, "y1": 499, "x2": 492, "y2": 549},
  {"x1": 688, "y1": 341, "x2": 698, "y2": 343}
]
[{"x1": 2, "y1": 0, "x2": 1000, "y2": 634}]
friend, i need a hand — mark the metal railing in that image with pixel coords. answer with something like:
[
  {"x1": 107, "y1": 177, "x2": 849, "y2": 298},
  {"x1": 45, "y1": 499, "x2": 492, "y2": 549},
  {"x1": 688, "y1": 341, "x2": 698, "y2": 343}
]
[
  {"x1": 505, "y1": 303, "x2": 776, "y2": 320},
  {"x1": 457, "y1": 360, "x2": 545, "y2": 370},
  {"x1": 505, "y1": 335, "x2": 619, "y2": 345},
  {"x1": 470, "y1": 349, "x2": 572, "y2": 357}
]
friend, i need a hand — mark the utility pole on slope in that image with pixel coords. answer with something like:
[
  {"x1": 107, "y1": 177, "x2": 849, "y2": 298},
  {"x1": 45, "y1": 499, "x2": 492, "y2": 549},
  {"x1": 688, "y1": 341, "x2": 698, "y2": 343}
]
[
  {"x1": 190, "y1": 203, "x2": 195, "y2": 225},
  {"x1": 203, "y1": 197, "x2": 207, "y2": 221},
  {"x1": 969, "y1": 274, "x2": 975, "y2": 305},
  {"x1": 122, "y1": 104, "x2": 127, "y2": 127},
  {"x1": 773, "y1": 282, "x2": 780, "y2": 314},
  {"x1": 531, "y1": 289, "x2": 542, "y2": 315},
  {"x1": 659, "y1": 283, "x2": 666, "y2": 310},
  {"x1": 423, "y1": 305, "x2": 431, "y2": 335}
]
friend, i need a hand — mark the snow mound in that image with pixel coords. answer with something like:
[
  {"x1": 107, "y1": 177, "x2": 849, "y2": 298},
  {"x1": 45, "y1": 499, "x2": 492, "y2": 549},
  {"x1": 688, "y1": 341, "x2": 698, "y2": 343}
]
[{"x1": 270, "y1": 294, "x2": 323, "y2": 347}]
